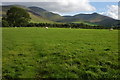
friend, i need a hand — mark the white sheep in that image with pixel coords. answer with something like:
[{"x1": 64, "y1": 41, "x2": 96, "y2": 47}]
[
  {"x1": 109, "y1": 28, "x2": 113, "y2": 31},
  {"x1": 45, "y1": 27, "x2": 48, "y2": 29}
]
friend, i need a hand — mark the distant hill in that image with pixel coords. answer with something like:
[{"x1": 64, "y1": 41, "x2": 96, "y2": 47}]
[
  {"x1": 28, "y1": 11, "x2": 54, "y2": 23},
  {"x1": 28, "y1": 6, "x2": 119, "y2": 27},
  {"x1": 57, "y1": 13, "x2": 118, "y2": 27},
  {"x1": 1, "y1": 5, "x2": 119, "y2": 27},
  {"x1": 29, "y1": 6, "x2": 64, "y2": 21},
  {"x1": 1, "y1": 5, "x2": 54, "y2": 23}
]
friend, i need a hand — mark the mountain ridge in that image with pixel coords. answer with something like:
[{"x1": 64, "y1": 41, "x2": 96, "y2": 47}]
[
  {"x1": 1, "y1": 5, "x2": 54, "y2": 23},
  {"x1": 1, "y1": 5, "x2": 119, "y2": 27}
]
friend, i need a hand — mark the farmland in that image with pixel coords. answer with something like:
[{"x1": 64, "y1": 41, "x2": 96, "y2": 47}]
[{"x1": 2, "y1": 27, "x2": 119, "y2": 79}]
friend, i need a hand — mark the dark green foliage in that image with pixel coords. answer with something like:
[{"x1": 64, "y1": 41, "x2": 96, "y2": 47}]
[
  {"x1": 2, "y1": 19, "x2": 9, "y2": 27},
  {"x1": 5, "y1": 6, "x2": 31, "y2": 27},
  {"x1": 27, "y1": 22, "x2": 112, "y2": 29}
]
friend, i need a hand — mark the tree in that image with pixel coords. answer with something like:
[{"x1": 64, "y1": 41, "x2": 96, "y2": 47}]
[
  {"x1": 2, "y1": 17, "x2": 9, "y2": 27},
  {"x1": 2, "y1": 20, "x2": 9, "y2": 27},
  {"x1": 6, "y1": 6, "x2": 31, "y2": 27}
]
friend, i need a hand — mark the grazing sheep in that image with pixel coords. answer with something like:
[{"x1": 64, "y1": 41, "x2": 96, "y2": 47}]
[
  {"x1": 45, "y1": 27, "x2": 48, "y2": 29},
  {"x1": 109, "y1": 28, "x2": 113, "y2": 31}
]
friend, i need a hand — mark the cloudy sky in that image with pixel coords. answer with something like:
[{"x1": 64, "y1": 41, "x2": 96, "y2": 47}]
[{"x1": 1, "y1": 0, "x2": 119, "y2": 19}]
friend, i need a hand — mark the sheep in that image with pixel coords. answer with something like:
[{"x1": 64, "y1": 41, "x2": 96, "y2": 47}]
[
  {"x1": 45, "y1": 27, "x2": 48, "y2": 29},
  {"x1": 109, "y1": 28, "x2": 113, "y2": 31}
]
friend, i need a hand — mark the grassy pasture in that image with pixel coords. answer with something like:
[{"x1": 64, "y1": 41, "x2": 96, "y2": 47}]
[{"x1": 2, "y1": 27, "x2": 119, "y2": 79}]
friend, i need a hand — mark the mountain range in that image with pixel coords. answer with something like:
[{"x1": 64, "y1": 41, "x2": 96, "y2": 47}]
[{"x1": 1, "y1": 5, "x2": 119, "y2": 27}]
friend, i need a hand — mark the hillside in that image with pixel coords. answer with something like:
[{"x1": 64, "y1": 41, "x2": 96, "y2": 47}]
[
  {"x1": 73, "y1": 13, "x2": 118, "y2": 27},
  {"x1": 28, "y1": 11, "x2": 54, "y2": 23},
  {"x1": 1, "y1": 5, "x2": 54, "y2": 23},
  {"x1": 1, "y1": 5, "x2": 119, "y2": 27},
  {"x1": 28, "y1": 7, "x2": 119, "y2": 27},
  {"x1": 29, "y1": 6, "x2": 64, "y2": 21},
  {"x1": 58, "y1": 13, "x2": 118, "y2": 27}
]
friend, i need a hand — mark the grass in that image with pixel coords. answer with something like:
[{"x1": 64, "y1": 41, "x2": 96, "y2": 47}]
[{"x1": 2, "y1": 27, "x2": 119, "y2": 79}]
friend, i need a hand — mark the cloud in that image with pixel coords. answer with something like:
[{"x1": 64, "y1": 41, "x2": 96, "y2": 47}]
[
  {"x1": 89, "y1": 0, "x2": 119, "y2": 2},
  {"x1": 100, "y1": 5, "x2": 118, "y2": 19},
  {"x1": 2, "y1": 0, "x2": 119, "y2": 2},
  {"x1": 2, "y1": 0, "x2": 96, "y2": 14},
  {"x1": 42, "y1": 0, "x2": 96, "y2": 13}
]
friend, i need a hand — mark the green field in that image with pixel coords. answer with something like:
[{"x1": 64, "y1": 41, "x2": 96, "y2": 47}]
[{"x1": 2, "y1": 27, "x2": 119, "y2": 79}]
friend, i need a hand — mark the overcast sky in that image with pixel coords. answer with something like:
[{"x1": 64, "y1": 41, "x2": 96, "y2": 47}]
[{"x1": 1, "y1": 0, "x2": 119, "y2": 19}]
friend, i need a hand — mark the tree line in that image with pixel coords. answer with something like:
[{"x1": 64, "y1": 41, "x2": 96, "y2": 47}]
[{"x1": 26, "y1": 23, "x2": 114, "y2": 29}]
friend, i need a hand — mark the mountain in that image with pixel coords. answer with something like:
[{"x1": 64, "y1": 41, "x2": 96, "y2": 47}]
[
  {"x1": 73, "y1": 13, "x2": 119, "y2": 27},
  {"x1": 28, "y1": 6, "x2": 64, "y2": 21},
  {"x1": 28, "y1": 11, "x2": 54, "y2": 23},
  {"x1": 28, "y1": 6, "x2": 119, "y2": 27},
  {"x1": 1, "y1": 5, "x2": 54, "y2": 23},
  {"x1": 57, "y1": 13, "x2": 118, "y2": 27},
  {"x1": 1, "y1": 5, "x2": 119, "y2": 27}
]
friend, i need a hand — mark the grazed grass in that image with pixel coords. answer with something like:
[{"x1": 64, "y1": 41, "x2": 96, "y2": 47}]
[{"x1": 2, "y1": 27, "x2": 119, "y2": 79}]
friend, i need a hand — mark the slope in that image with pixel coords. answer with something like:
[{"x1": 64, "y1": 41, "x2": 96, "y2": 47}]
[
  {"x1": 60, "y1": 13, "x2": 118, "y2": 27},
  {"x1": 1, "y1": 5, "x2": 54, "y2": 23},
  {"x1": 29, "y1": 6, "x2": 64, "y2": 21}
]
